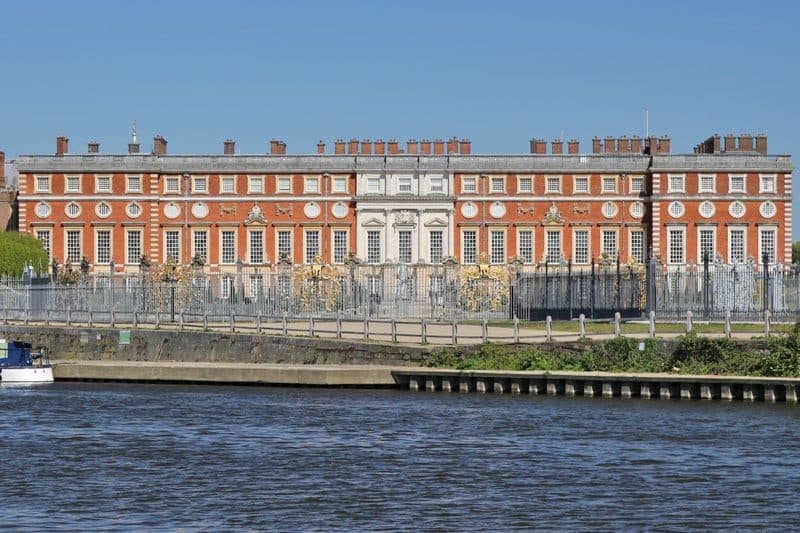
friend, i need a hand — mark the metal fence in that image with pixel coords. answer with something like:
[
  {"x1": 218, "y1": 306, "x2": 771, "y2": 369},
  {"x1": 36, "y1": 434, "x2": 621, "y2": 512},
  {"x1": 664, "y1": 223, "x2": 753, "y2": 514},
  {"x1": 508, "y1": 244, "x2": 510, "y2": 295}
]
[{"x1": 1, "y1": 261, "x2": 799, "y2": 324}]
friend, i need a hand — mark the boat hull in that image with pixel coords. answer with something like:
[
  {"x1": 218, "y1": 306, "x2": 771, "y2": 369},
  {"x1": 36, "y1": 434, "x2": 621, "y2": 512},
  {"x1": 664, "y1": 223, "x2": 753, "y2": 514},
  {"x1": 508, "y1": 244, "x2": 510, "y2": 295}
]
[{"x1": 1, "y1": 366, "x2": 54, "y2": 383}]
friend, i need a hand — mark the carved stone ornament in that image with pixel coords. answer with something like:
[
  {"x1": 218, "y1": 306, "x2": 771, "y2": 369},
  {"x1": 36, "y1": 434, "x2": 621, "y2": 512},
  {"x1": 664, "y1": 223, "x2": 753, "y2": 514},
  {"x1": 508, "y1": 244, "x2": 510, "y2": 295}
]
[
  {"x1": 275, "y1": 204, "x2": 293, "y2": 216},
  {"x1": 541, "y1": 203, "x2": 564, "y2": 226},
  {"x1": 516, "y1": 204, "x2": 535, "y2": 216},
  {"x1": 572, "y1": 203, "x2": 589, "y2": 215},
  {"x1": 220, "y1": 204, "x2": 237, "y2": 216},
  {"x1": 393, "y1": 210, "x2": 416, "y2": 227},
  {"x1": 245, "y1": 204, "x2": 266, "y2": 225}
]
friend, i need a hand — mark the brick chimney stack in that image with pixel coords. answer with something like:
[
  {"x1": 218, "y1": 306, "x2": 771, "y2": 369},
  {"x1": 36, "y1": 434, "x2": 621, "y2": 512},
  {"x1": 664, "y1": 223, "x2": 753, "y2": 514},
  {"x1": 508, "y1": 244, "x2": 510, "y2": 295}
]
[
  {"x1": 756, "y1": 133, "x2": 767, "y2": 155},
  {"x1": 87, "y1": 141, "x2": 100, "y2": 153},
  {"x1": 420, "y1": 140, "x2": 431, "y2": 155},
  {"x1": 459, "y1": 139, "x2": 471, "y2": 155},
  {"x1": 551, "y1": 140, "x2": 563, "y2": 154},
  {"x1": 224, "y1": 139, "x2": 236, "y2": 155},
  {"x1": 407, "y1": 139, "x2": 419, "y2": 155},
  {"x1": 347, "y1": 138, "x2": 358, "y2": 154},
  {"x1": 433, "y1": 139, "x2": 444, "y2": 155},
  {"x1": 658, "y1": 135, "x2": 671, "y2": 154},
  {"x1": 604, "y1": 136, "x2": 615, "y2": 153},
  {"x1": 153, "y1": 135, "x2": 167, "y2": 156},
  {"x1": 447, "y1": 137, "x2": 459, "y2": 154},
  {"x1": 360, "y1": 139, "x2": 372, "y2": 155},
  {"x1": 617, "y1": 136, "x2": 629, "y2": 153},
  {"x1": 269, "y1": 140, "x2": 286, "y2": 155},
  {"x1": 56, "y1": 136, "x2": 69, "y2": 156},
  {"x1": 567, "y1": 139, "x2": 579, "y2": 155},
  {"x1": 631, "y1": 136, "x2": 642, "y2": 154},
  {"x1": 316, "y1": 140, "x2": 325, "y2": 154},
  {"x1": 532, "y1": 139, "x2": 547, "y2": 154},
  {"x1": 374, "y1": 139, "x2": 385, "y2": 155},
  {"x1": 334, "y1": 139, "x2": 346, "y2": 155},
  {"x1": 739, "y1": 134, "x2": 754, "y2": 152},
  {"x1": 388, "y1": 139, "x2": 399, "y2": 155},
  {"x1": 592, "y1": 137, "x2": 602, "y2": 154},
  {"x1": 724, "y1": 133, "x2": 737, "y2": 152}
]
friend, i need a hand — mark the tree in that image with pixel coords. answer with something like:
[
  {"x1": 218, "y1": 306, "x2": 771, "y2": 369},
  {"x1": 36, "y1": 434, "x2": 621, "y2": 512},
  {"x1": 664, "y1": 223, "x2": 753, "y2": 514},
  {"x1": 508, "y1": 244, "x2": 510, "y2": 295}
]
[
  {"x1": 793, "y1": 242, "x2": 800, "y2": 265},
  {"x1": 0, "y1": 232, "x2": 49, "y2": 277}
]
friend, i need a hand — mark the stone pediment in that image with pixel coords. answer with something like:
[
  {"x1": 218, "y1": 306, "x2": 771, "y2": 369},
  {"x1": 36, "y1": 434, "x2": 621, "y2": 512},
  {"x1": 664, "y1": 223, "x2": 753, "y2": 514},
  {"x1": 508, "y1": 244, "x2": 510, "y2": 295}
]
[
  {"x1": 244, "y1": 204, "x2": 267, "y2": 226},
  {"x1": 423, "y1": 217, "x2": 449, "y2": 227},
  {"x1": 541, "y1": 203, "x2": 564, "y2": 226},
  {"x1": 361, "y1": 217, "x2": 386, "y2": 227}
]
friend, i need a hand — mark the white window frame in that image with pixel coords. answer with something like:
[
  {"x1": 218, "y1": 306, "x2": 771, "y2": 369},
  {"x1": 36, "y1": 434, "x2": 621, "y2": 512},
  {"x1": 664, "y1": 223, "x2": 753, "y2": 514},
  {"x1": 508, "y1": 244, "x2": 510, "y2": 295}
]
[
  {"x1": 220, "y1": 176, "x2": 236, "y2": 194},
  {"x1": 65, "y1": 229, "x2": 83, "y2": 264},
  {"x1": 758, "y1": 226, "x2": 777, "y2": 265},
  {"x1": 429, "y1": 230, "x2": 444, "y2": 264},
  {"x1": 192, "y1": 176, "x2": 208, "y2": 194},
  {"x1": 192, "y1": 230, "x2": 209, "y2": 265},
  {"x1": 759, "y1": 174, "x2": 776, "y2": 194},
  {"x1": 164, "y1": 230, "x2": 181, "y2": 263},
  {"x1": 668, "y1": 174, "x2": 685, "y2": 193},
  {"x1": 398, "y1": 177, "x2": 412, "y2": 194},
  {"x1": 332, "y1": 176, "x2": 347, "y2": 194},
  {"x1": 276, "y1": 229, "x2": 292, "y2": 261},
  {"x1": 397, "y1": 230, "x2": 412, "y2": 263},
  {"x1": 629, "y1": 176, "x2": 645, "y2": 194},
  {"x1": 699, "y1": 175, "x2": 716, "y2": 193},
  {"x1": 95, "y1": 175, "x2": 112, "y2": 194},
  {"x1": 462, "y1": 177, "x2": 477, "y2": 194},
  {"x1": 247, "y1": 176, "x2": 264, "y2": 194},
  {"x1": 518, "y1": 177, "x2": 533, "y2": 194},
  {"x1": 573, "y1": 176, "x2": 589, "y2": 194},
  {"x1": 489, "y1": 229, "x2": 506, "y2": 264},
  {"x1": 517, "y1": 229, "x2": 534, "y2": 264},
  {"x1": 429, "y1": 177, "x2": 444, "y2": 194},
  {"x1": 729, "y1": 175, "x2": 746, "y2": 194},
  {"x1": 277, "y1": 176, "x2": 292, "y2": 194},
  {"x1": 219, "y1": 229, "x2": 237, "y2": 265},
  {"x1": 461, "y1": 229, "x2": 478, "y2": 264},
  {"x1": 65, "y1": 175, "x2": 81, "y2": 193},
  {"x1": 490, "y1": 177, "x2": 505, "y2": 194},
  {"x1": 304, "y1": 229, "x2": 320, "y2": 264},
  {"x1": 545, "y1": 230, "x2": 562, "y2": 264},
  {"x1": 126, "y1": 175, "x2": 142, "y2": 194},
  {"x1": 126, "y1": 230, "x2": 143, "y2": 265},
  {"x1": 248, "y1": 229, "x2": 264, "y2": 264},
  {"x1": 304, "y1": 177, "x2": 320, "y2": 194},
  {"x1": 697, "y1": 226, "x2": 716, "y2": 263},
  {"x1": 667, "y1": 227, "x2": 686, "y2": 265},
  {"x1": 366, "y1": 177, "x2": 381, "y2": 194},
  {"x1": 601, "y1": 176, "x2": 617, "y2": 194},
  {"x1": 601, "y1": 229, "x2": 618, "y2": 260},
  {"x1": 573, "y1": 229, "x2": 590, "y2": 265},
  {"x1": 35, "y1": 228, "x2": 52, "y2": 261},
  {"x1": 332, "y1": 229, "x2": 348, "y2": 264},
  {"x1": 546, "y1": 176, "x2": 561, "y2": 194},
  {"x1": 367, "y1": 230, "x2": 382, "y2": 264},
  {"x1": 164, "y1": 176, "x2": 180, "y2": 194},
  {"x1": 728, "y1": 226, "x2": 746, "y2": 264},
  {"x1": 35, "y1": 175, "x2": 51, "y2": 193},
  {"x1": 629, "y1": 229, "x2": 645, "y2": 264}
]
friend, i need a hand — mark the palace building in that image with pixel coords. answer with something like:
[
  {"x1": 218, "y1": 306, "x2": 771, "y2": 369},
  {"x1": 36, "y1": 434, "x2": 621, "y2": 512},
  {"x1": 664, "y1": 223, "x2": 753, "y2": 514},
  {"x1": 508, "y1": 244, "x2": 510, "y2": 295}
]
[{"x1": 12, "y1": 131, "x2": 792, "y2": 275}]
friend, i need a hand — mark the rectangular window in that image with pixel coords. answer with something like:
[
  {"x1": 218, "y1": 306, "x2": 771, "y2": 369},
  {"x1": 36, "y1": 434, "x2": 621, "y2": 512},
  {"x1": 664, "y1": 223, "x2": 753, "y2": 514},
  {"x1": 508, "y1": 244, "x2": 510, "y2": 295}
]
[
  {"x1": 249, "y1": 230, "x2": 264, "y2": 264},
  {"x1": 546, "y1": 176, "x2": 561, "y2": 193},
  {"x1": 221, "y1": 230, "x2": 236, "y2": 264},
  {"x1": 277, "y1": 230, "x2": 292, "y2": 260},
  {"x1": 66, "y1": 176, "x2": 81, "y2": 193},
  {"x1": 332, "y1": 177, "x2": 347, "y2": 193},
  {"x1": 699, "y1": 229, "x2": 715, "y2": 262},
  {"x1": 630, "y1": 230, "x2": 645, "y2": 264},
  {"x1": 66, "y1": 230, "x2": 81, "y2": 263},
  {"x1": 165, "y1": 231, "x2": 180, "y2": 263},
  {"x1": 490, "y1": 177, "x2": 504, "y2": 193},
  {"x1": 367, "y1": 178, "x2": 381, "y2": 194},
  {"x1": 126, "y1": 176, "x2": 142, "y2": 193},
  {"x1": 220, "y1": 275, "x2": 233, "y2": 300},
  {"x1": 398, "y1": 177, "x2": 412, "y2": 193},
  {"x1": 574, "y1": 230, "x2": 589, "y2": 265},
  {"x1": 602, "y1": 230, "x2": 617, "y2": 260},
  {"x1": 462, "y1": 177, "x2": 477, "y2": 193},
  {"x1": 429, "y1": 230, "x2": 443, "y2": 264},
  {"x1": 430, "y1": 177, "x2": 443, "y2": 193},
  {"x1": 490, "y1": 231, "x2": 505, "y2": 264},
  {"x1": 669, "y1": 175, "x2": 685, "y2": 193},
  {"x1": 729, "y1": 229, "x2": 745, "y2": 264},
  {"x1": 304, "y1": 230, "x2": 320, "y2": 263},
  {"x1": 95, "y1": 230, "x2": 111, "y2": 264},
  {"x1": 193, "y1": 177, "x2": 208, "y2": 193},
  {"x1": 192, "y1": 231, "x2": 208, "y2": 265},
  {"x1": 668, "y1": 229, "x2": 685, "y2": 265},
  {"x1": 221, "y1": 177, "x2": 236, "y2": 194},
  {"x1": 573, "y1": 177, "x2": 589, "y2": 194},
  {"x1": 96, "y1": 176, "x2": 111, "y2": 193},
  {"x1": 518, "y1": 177, "x2": 532, "y2": 193},
  {"x1": 36, "y1": 230, "x2": 51, "y2": 260},
  {"x1": 729, "y1": 175, "x2": 745, "y2": 193},
  {"x1": 462, "y1": 230, "x2": 477, "y2": 264},
  {"x1": 165, "y1": 177, "x2": 179, "y2": 193},
  {"x1": 277, "y1": 177, "x2": 292, "y2": 193},
  {"x1": 248, "y1": 176, "x2": 263, "y2": 194},
  {"x1": 518, "y1": 230, "x2": 533, "y2": 263},
  {"x1": 546, "y1": 231, "x2": 561, "y2": 263},
  {"x1": 760, "y1": 175, "x2": 776, "y2": 193},
  {"x1": 398, "y1": 230, "x2": 412, "y2": 263},
  {"x1": 126, "y1": 230, "x2": 141, "y2": 265},
  {"x1": 249, "y1": 275, "x2": 263, "y2": 300},
  {"x1": 630, "y1": 177, "x2": 645, "y2": 194},
  {"x1": 699, "y1": 175, "x2": 715, "y2": 193},
  {"x1": 367, "y1": 230, "x2": 381, "y2": 264},
  {"x1": 602, "y1": 177, "x2": 617, "y2": 193},
  {"x1": 35, "y1": 176, "x2": 50, "y2": 193},
  {"x1": 333, "y1": 230, "x2": 348, "y2": 264},
  {"x1": 760, "y1": 229, "x2": 776, "y2": 264},
  {"x1": 305, "y1": 177, "x2": 320, "y2": 194}
]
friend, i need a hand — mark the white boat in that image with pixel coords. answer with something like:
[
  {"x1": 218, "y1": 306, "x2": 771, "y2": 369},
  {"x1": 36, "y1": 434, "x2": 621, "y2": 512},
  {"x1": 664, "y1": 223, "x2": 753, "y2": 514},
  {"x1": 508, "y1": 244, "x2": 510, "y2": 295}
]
[{"x1": 0, "y1": 339, "x2": 54, "y2": 383}]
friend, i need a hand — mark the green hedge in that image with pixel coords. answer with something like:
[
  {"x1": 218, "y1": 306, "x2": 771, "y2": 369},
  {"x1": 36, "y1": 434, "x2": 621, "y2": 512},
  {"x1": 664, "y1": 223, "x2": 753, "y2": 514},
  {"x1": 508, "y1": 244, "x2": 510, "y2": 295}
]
[
  {"x1": 0, "y1": 232, "x2": 49, "y2": 276},
  {"x1": 425, "y1": 326, "x2": 800, "y2": 378}
]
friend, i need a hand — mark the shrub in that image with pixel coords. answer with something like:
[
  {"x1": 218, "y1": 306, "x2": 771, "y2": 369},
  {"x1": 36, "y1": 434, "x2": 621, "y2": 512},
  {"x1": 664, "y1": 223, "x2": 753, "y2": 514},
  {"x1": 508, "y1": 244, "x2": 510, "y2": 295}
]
[{"x1": 0, "y1": 232, "x2": 49, "y2": 276}]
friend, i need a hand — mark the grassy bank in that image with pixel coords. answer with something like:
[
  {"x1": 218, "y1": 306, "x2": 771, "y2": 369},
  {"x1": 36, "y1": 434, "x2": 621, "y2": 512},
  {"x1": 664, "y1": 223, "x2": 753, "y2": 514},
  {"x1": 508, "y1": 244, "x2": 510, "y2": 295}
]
[{"x1": 426, "y1": 324, "x2": 800, "y2": 378}]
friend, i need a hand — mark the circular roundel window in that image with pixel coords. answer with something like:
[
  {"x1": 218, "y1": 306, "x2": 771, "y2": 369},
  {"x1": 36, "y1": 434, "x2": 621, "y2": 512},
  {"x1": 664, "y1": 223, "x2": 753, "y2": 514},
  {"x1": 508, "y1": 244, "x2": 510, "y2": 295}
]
[
  {"x1": 126, "y1": 202, "x2": 142, "y2": 218},
  {"x1": 331, "y1": 202, "x2": 348, "y2": 219},
  {"x1": 699, "y1": 201, "x2": 715, "y2": 219},
  {"x1": 304, "y1": 202, "x2": 321, "y2": 219},
  {"x1": 65, "y1": 202, "x2": 81, "y2": 218},
  {"x1": 35, "y1": 202, "x2": 51, "y2": 218},
  {"x1": 95, "y1": 201, "x2": 112, "y2": 218},
  {"x1": 489, "y1": 201, "x2": 506, "y2": 219},
  {"x1": 163, "y1": 202, "x2": 180, "y2": 219},
  {"x1": 629, "y1": 201, "x2": 645, "y2": 218},
  {"x1": 668, "y1": 201, "x2": 685, "y2": 218},
  {"x1": 759, "y1": 201, "x2": 776, "y2": 219},
  {"x1": 192, "y1": 202, "x2": 209, "y2": 219},
  {"x1": 601, "y1": 202, "x2": 618, "y2": 219},
  {"x1": 728, "y1": 201, "x2": 745, "y2": 219},
  {"x1": 461, "y1": 202, "x2": 478, "y2": 219}
]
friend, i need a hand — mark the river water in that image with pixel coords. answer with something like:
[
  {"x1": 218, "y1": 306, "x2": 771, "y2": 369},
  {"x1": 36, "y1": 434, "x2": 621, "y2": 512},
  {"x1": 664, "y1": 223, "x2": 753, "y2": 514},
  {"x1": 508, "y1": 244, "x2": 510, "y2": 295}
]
[{"x1": 1, "y1": 383, "x2": 799, "y2": 531}]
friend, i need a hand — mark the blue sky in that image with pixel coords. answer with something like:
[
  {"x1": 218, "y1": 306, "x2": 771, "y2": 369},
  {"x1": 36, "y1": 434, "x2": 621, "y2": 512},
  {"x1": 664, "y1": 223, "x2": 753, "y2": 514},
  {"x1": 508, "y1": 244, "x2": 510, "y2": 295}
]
[{"x1": 2, "y1": 1, "x2": 797, "y2": 226}]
